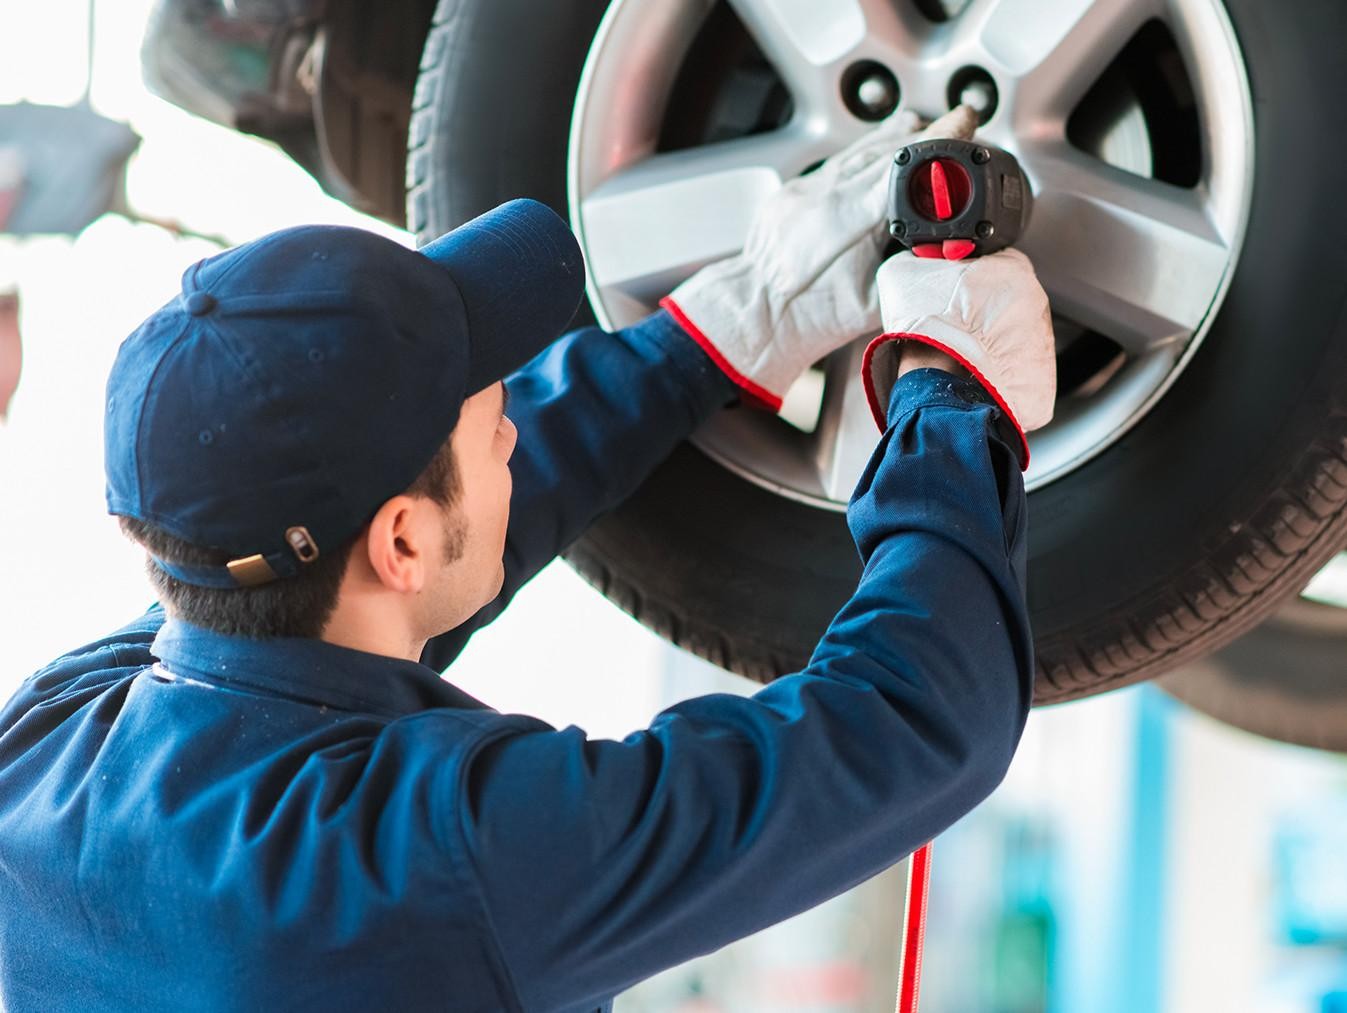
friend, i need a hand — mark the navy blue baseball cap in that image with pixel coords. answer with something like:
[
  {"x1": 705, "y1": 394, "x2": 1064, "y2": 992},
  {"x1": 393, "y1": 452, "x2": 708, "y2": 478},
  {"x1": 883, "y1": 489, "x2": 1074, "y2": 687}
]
[{"x1": 104, "y1": 199, "x2": 584, "y2": 589}]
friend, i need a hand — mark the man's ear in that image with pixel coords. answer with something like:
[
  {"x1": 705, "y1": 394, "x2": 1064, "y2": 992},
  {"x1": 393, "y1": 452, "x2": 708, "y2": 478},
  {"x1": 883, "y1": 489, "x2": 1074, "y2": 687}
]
[{"x1": 363, "y1": 495, "x2": 431, "y2": 594}]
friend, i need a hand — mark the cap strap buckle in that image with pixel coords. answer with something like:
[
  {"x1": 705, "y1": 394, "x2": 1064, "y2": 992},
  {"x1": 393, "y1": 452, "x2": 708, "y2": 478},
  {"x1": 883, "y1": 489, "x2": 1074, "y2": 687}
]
[{"x1": 286, "y1": 526, "x2": 319, "y2": 563}]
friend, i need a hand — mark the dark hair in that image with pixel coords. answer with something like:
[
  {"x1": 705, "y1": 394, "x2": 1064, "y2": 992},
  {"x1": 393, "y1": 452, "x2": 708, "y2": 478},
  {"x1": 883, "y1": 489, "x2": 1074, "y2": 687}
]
[{"x1": 118, "y1": 435, "x2": 462, "y2": 640}]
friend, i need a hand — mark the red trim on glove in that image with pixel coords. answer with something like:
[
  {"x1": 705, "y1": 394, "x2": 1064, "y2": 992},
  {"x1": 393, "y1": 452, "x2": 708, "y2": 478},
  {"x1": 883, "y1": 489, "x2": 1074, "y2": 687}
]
[
  {"x1": 659, "y1": 296, "x2": 784, "y2": 413},
  {"x1": 861, "y1": 332, "x2": 1031, "y2": 470}
]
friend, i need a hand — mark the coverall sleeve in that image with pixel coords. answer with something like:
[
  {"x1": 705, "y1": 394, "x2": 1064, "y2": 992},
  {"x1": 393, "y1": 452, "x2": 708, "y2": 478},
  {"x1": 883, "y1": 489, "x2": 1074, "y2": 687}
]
[
  {"x1": 419, "y1": 310, "x2": 737, "y2": 672},
  {"x1": 444, "y1": 369, "x2": 1035, "y2": 1013}
]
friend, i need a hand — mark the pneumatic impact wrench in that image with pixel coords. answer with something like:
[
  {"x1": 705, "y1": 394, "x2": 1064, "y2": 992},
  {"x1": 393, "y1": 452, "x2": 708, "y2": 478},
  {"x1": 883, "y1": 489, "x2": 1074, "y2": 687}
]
[
  {"x1": 884, "y1": 135, "x2": 1034, "y2": 1013},
  {"x1": 887, "y1": 138, "x2": 1032, "y2": 261}
]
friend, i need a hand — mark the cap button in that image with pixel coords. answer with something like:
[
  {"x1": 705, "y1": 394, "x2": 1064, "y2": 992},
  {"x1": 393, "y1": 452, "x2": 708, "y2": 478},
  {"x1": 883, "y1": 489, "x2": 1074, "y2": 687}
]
[{"x1": 186, "y1": 292, "x2": 218, "y2": 317}]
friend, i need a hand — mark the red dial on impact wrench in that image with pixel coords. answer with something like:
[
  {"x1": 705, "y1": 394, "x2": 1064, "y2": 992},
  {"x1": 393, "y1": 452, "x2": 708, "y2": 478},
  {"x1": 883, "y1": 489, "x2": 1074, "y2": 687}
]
[{"x1": 887, "y1": 138, "x2": 1032, "y2": 261}]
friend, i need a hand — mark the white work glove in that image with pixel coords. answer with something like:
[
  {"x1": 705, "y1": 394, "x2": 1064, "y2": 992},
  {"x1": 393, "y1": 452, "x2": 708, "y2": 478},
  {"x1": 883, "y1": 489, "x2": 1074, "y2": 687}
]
[
  {"x1": 862, "y1": 248, "x2": 1056, "y2": 468},
  {"x1": 661, "y1": 105, "x2": 979, "y2": 411}
]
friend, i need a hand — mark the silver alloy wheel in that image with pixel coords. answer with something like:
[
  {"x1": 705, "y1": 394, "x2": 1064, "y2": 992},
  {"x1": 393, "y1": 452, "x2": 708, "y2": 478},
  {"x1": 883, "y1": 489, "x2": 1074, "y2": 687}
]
[{"x1": 569, "y1": 0, "x2": 1254, "y2": 507}]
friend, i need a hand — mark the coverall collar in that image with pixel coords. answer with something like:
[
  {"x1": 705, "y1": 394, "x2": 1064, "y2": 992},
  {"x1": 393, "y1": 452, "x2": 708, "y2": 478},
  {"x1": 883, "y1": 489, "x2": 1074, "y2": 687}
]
[{"x1": 150, "y1": 616, "x2": 493, "y2": 719}]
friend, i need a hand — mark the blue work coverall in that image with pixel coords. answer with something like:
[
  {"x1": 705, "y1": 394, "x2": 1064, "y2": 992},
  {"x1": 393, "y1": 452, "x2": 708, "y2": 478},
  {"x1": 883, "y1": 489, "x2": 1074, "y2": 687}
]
[{"x1": 0, "y1": 310, "x2": 1033, "y2": 1012}]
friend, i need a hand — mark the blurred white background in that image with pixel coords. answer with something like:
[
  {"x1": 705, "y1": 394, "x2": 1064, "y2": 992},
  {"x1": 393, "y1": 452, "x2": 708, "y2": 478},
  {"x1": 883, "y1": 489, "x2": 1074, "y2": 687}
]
[{"x1": 0, "y1": 0, "x2": 676, "y2": 739}]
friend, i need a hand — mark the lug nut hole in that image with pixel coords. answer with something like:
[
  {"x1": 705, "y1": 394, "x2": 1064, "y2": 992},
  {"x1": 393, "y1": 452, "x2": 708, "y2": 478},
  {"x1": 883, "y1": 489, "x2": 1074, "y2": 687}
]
[
  {"x1": 946, "y1": 66, "x2": 999, "y2": 125},
  {"x1": 841, "y1": 61, "x2": 901, "y2": 122}
]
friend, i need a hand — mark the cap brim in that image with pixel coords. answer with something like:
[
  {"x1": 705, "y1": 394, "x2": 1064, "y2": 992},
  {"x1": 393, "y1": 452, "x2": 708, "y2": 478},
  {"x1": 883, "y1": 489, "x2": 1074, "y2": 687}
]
[{"x1": 418, "y1": 199, "x2": 586, "y2": 394}]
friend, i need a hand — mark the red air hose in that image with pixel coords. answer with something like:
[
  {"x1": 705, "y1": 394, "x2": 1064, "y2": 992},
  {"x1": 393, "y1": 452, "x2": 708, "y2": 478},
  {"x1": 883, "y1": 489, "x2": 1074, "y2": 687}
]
[{"x1": 896, "y1": 841, "x2": 933, "y2": 1013}]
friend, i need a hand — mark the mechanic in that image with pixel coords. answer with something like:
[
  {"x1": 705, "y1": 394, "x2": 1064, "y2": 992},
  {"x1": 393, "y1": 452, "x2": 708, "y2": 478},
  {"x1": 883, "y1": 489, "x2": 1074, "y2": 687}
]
[{"x1": 0, "y1": 105, "x2": 1054, "y2": 1012}]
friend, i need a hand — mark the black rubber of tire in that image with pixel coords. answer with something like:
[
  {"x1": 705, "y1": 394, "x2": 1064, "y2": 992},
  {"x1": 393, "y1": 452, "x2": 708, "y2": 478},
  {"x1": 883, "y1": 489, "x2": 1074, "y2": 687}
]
[
  {"x1": 409, "y1": 0, "x2": 1347, "y2": 702},
  {"x1": 1160, "y1": 593, "x2": 1347, "y2": 753},
  {"x1": 406, "y1": 0, "x2": 612, "y2": 262}
]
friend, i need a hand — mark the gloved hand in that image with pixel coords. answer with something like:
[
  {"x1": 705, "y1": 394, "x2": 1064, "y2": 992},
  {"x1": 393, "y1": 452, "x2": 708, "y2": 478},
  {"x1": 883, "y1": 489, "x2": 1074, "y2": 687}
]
[
  {"x1": 660, "y1": 105, "x2": 979, "y2": 412},
  {"x1": 861, "y1": 248, "x2": 1056, "y2": 468}
]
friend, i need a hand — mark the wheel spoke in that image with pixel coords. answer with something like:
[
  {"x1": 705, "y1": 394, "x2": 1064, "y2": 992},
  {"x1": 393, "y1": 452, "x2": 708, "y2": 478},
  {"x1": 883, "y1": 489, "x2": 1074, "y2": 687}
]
[
  {"x1": 1019, "y1": 142, "x2": 1232, "y2": 355},
  {"x1": 725, "y1": 0, "x2": 930, "y2": 101},
  {"x1": 811, "y1": 340, "x2": 881, "y2": 503},
  {"x1": 580, "y1": 128, "x2": 831, "y2": 301},
  {"x1": 955, "y1": 0, "x2": 1159, "y2": 115}
]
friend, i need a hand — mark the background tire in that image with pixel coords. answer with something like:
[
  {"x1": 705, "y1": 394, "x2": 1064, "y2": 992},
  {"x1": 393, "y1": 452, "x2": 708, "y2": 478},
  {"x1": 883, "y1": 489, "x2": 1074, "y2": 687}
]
[
  {"x1": 1160, "y1": 558, "x2": 1347, "y2": 752},
  {"x1": 410, "y1": 0, "x2": 1347, "y2": 702}
]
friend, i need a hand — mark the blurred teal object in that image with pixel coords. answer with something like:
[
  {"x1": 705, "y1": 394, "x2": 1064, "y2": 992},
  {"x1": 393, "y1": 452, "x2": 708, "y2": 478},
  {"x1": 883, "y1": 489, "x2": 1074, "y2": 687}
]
[
  {"x1": 1274, "y1": 797, "x2": 1347, "y2": 945},
  {"x1": 0, "y1": 101, "x2": 140, "y2": 237},
  {"x1": 990, "y1": 819, "x2": 1056, "y2": 1013}
]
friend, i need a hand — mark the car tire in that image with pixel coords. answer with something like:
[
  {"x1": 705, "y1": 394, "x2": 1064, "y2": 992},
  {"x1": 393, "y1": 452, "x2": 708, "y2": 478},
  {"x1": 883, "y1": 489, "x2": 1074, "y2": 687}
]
[
  {"x1": 1160, "y1": 573, "x2": 1347, "y2": 752},
  {"x1": 409, "y1": 0, "x2": 1347, "y2": 701},
  {"x1": 406, "y1": 0, "x2": 611, "y2": 270}
]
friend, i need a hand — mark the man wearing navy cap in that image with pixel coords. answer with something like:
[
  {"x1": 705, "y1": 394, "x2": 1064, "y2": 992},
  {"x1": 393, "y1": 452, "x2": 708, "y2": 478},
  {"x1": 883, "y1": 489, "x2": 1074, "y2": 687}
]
[{"x1": 0, "y1": 107, "x2": 1054, "y2": 1011}]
